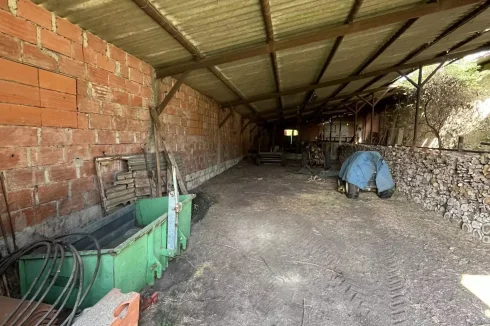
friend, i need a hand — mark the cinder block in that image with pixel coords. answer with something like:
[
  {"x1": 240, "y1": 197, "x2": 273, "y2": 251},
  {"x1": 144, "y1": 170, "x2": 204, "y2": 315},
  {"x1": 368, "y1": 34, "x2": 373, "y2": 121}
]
[
  {"x1": 37, "y1": 182, "x2": 69, "y2": 204},
  {"x1": 41, "y1": 108, "x2": 78, "y2": 128},
  {"x1": 0, "y1": 103, "x2": 41, "y2": 126}
]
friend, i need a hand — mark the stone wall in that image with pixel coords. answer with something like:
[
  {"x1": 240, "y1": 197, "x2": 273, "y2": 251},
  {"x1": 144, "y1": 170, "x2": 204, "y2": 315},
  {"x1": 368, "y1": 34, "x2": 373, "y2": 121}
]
[
  {"x1": 0, "y1": 0, "x2": 254, "y2": 247},
  {"x1": 339, "y1": 144, "x2": 490, "y2": 243}
]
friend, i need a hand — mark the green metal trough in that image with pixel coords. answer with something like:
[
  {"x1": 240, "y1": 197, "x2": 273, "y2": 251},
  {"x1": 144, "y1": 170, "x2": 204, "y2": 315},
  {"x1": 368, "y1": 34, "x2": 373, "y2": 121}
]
[{"x1": 18, "y1": 194, "x2": 195, "y2": 308}]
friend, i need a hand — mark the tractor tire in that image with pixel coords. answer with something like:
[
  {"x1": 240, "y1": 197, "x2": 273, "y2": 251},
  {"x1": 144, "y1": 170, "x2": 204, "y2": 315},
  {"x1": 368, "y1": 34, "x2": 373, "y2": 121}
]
[
  {"x1": 345, "y1": 182, "x2": 359, "y2": 199},
  {"x1": 377, "y1": 188, "x2": 395, "y2": 199}
]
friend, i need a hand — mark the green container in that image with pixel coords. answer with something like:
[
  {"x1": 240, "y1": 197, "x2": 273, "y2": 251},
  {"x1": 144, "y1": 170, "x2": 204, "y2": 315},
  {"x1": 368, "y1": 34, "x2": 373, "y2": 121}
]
[{"x1": 18, "y1": 194, "x2": 195, "y2": 308}]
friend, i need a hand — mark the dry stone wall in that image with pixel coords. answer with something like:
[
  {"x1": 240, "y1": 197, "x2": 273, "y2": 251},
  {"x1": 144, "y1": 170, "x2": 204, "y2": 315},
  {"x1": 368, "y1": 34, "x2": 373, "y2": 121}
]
[{"x1": 339, "y1": 144, "x2": 490, "y2": 244}]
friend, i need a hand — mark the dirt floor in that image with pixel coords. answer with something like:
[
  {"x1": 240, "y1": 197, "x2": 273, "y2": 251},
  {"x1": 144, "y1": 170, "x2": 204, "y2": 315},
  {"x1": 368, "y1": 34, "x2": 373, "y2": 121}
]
[{"x1": 140, "y1": 160, "x2": 490, "y2": 326}]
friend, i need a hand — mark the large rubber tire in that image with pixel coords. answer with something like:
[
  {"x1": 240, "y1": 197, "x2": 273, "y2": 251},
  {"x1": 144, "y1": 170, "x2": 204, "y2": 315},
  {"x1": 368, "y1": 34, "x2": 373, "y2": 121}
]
[
  {"x1": 337, "y1": 178, "x2": 345, "y2": 193},
  {"x1": 377, "y1": 188, "x2": 395, "y2": 199},
  {"x1": 345, "y1": 182, "x2": 359, "y2": 199}
]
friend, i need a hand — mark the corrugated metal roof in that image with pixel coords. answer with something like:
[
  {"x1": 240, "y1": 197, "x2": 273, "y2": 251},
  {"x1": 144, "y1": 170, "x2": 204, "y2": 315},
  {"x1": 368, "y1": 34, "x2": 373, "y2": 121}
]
[
  {"x1": 149, "y1": 0, "x2": 266, "y2": 56},
  {"x1": 269, "y1": 0, "x2": 353, "y2": 40},
  {"x1": 32, "y1": 0, "x2": 490, "y2": 122},
  {"x1": 33, "y1": 0, "x2": 192, "y2": 66}
]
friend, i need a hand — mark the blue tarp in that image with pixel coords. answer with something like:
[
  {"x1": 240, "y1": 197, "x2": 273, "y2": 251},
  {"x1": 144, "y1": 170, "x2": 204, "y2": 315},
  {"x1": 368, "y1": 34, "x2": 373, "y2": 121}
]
[{"x1": 339, "y1": 151, "x2": 395, "y2": 192}]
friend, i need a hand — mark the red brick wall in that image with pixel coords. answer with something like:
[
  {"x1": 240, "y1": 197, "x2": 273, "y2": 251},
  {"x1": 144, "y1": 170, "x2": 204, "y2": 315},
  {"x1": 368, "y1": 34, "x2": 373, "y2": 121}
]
[{"x1": 0, "y1": 0, "x2": 249, "y2": 236}]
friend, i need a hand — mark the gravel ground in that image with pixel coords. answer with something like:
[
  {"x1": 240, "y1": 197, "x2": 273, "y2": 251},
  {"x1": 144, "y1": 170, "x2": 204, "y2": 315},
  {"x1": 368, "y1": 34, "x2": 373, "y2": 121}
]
[{"x1": 140, "y1": 161, "x2": 490, "y2": 326}]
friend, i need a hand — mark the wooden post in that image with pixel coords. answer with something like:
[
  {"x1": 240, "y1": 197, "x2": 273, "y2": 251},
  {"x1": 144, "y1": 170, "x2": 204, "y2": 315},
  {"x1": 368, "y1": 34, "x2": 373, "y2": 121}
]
[
  {"x1": 338, "y1": 116, "x2": 342, "y2": 145},
  {"x1": 457, "y1": 136, "x2": 464, "y2": 151},
  {"x1": 153, "y1": 123, "x2": 162, "y2": 197},
  {"x1": 370, "y1": 93, "x2": 374, "y2": 144},
  {"x1": 354, "y1": 103, "x2": 358, "y2": 144},
  {"x1": 412, "y1": 66, "x2": 423, "y2": 148}
]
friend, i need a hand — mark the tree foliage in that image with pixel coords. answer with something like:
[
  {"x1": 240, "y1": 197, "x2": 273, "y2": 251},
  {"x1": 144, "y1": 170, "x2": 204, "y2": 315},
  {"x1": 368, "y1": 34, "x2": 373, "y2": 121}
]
[{"x1": 396, "y1": 60, "x2": 490, "y2": 148}]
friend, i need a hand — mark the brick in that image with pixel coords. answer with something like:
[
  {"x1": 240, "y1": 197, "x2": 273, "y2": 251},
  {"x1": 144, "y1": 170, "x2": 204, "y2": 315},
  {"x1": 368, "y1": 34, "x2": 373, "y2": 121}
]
[
  {"x1": 41, "y1": 29, "x2": 71, "y2": 57},
  {"x1": 112, "y1": 116, "x2": 127, "y2": 131},
  {"x1": 80, "y1": 160, "x2": 95, "y2": 177},
  {"x1": 58, "y1": 193, "x2": 83, "y2": 216},
  {"x1": 97, "y1": 53, "x2": 115, "y2": 72},
  {"x1": 0, "y1": 125, "x2": 38, "y2": 147},
  {"x1": 1, "y1": 189, "x2": 34, "y2": 212},
  {"x1": 0, "y1": 103, "x2": 41, "y2": 126},
  {"x1": 0, "y1": 80, "x2": 40, "y2": 106},
  {"x1": 77, "y1": 98, "x2": 99, "y2": 114},
  {"x1": 126, "y1": 119, "x2": 142, "y2": 132},
  {"x1": 0, "y1": 0, "x2": 8, "y2": 11},
  {"x1": 96, "y1": 130, "x2": 116, "y2": 144},
  {"x1": 71, "y1": 42, "x2": 84, "y2": 62},
  {"x1": 56, "y1": 17, "x2": 82, "y2": 43},
  {"x1": 121, "y1": 106, "x2": 137, "y2": 120},
  {"x1": 77, "y1": 81, "x2": 89, "y2": 97},
  {"x1": 117, "y1": 131, "x2": 134, "y2": 144},
  {"x1": 108, "y1": 74, "x2": 125, "y2": 90},
  {"x1": 0, "y1": 148, "x2": 28, "y2": 169},
  {"x1": 17, "y1": 0, "x2": 52, "y2": 29},
  {"x1": 129, "y1": 68, "x2": 143, "y2": 84},
  {"x1": 90, "y1": 144, "x2": 113, "y2": 157},
  {"x1": 86, "y1": 32, "x2": 106, "y2": 54},
  {"x1": 143, "y1": 74, "x2": 152, "y2": 87},
  {"x1": 0, "y1": 58, "x2": 39, "y2": 86},
  {"x1": 91, "y1": 84, "x2": 112, "y2": 102},
  {"x1": 41, "y1": 127, "x2": 72, "y2": 146},
  {"x1": 18, "y1": 202, "x2": 57, "y2": 227},
  {"x1": 5, "y1": 167, "x2": 45, "y2": 190},
  {"x1": 109, "y1": 44, "x2": 126, "y2": 63},
  {"x1": 0, "y1": 8, "x2": 37, "y2": 43},
  {"x1": 59, "y1": 55, "x2": 85, "y2": 79},
  {"x1": 101, "y1": 102, "x2": 121, "y2": 116},
  {"x1": 120, "y1": 64, "x2": 129, "y2": 78},
  {"x1": 142, "y1": 63, "x2": 152, "y2": 76},
  {"x1": 71, "y1": 176, "x2": 94, "y2": 195},
  {"x1": 72, "y1": 129, "x2": 95, "y2": 145},
  {"x1": 49, "y1": 164, "x2": 76, "y2": 182},
  {"x1": 125, "y1": 80, "x2": 140, "y2": 95},
  {"x1": 41, "y1": 108, "x2": 78, "y2": 128},
  {"x1": 37, "y1": 182, "x2": 68, "y2": 204},
  {"x1": 32, "y1": 146, "x2": 63, "y2": 166},
  {"x1": 23, "y1": 43, "x2": 58, "y2": 71},
  {"x1": 65, "y1": 145, "x2": 89, "y2": 161},
  {"x1": 90, "y1": 114, "x2": 112, "y2": 130},
  {"x1": 87, "y1": 65, "x2": 109, "y2": 85},
  {"x1": 39, "y1": 70, "x2": 76, "y2": 95},
  {"x1": 40, "y1": 89, "x2": 77, "y2": 111},
  {"x1": 130, "y1": 95, "x2": 143, "y2": 107},
  {"x1": 112, "y1": 90, "x2": 129, "y2": 105},
  {"x1": 0, "y1": 32, "x2": 21, "y2": 61},
  {"x1": 141, "y1": 86, "x2": 151, "y2": 99},
  {"x1": 127, "y1": 55, "x2": 142, "y2": 71},
  {"x1": 77, "y1": 113, "x2": 89, "y2": 129},
  {"x1": 84, "y1": 190, "x2": 100, "y2": 207},
  {"x1": 83, "y1": 46, "x2": 97, "y2": 65}
]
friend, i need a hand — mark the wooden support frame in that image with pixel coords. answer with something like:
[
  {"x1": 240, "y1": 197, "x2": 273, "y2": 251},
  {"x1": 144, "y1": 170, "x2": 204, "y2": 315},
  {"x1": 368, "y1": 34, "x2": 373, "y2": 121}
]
[
  {"x1": 157, "y1": 70, "x2": 190, "y2": 115},
  {"x1": 156, "y1": 0, "x2": 481, "y2": 77},
  {"x1": 150, "y1": 108, "x2": 188, "y2": 194},
  {"x1": 220, "y1": 47, "x2": 487, "y2": 109},
  {"x1": 219, "y1": 109, "x2": 234, "y2": 129},
  {"x1": 241, "y1": 119, "x2": 251, "y2": 133}
]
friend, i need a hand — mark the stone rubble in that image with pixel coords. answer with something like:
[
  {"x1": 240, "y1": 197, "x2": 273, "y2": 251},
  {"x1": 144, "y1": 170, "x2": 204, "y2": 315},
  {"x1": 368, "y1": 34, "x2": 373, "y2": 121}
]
[{"x1": 339, "y1": 144, "x2": 490, "y2": 244}]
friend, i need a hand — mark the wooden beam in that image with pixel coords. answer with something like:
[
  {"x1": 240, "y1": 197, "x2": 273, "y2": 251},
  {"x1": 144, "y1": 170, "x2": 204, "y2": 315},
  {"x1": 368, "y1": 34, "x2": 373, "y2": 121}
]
[
  {"x1": 132, "y1": 0, "x2": 262, "y2": 119},
  {"x1": 156, "y1": 0, "x2": 481, "y2": 77},
  {"x1": 259, "y1": 0, "x2": 283, "y2": 113},
  {"x1": 150, "y1": 108, "x2": 188, "y2": 194},
  {"x1": 157, "y1": 70, "x2": 190, "y2": 115},
  {"x1": 241, "y1": 119, "x2": 251, "y2": 133},
  {"x1": 219, "y1": 109, "x2": 234, "y2": 129},
  {"x1": 299, "y1": 0, "x2": 364, "y2": 116},
  {"x1": 220, "y1": 46, "x2": 487, "y2": 108}
]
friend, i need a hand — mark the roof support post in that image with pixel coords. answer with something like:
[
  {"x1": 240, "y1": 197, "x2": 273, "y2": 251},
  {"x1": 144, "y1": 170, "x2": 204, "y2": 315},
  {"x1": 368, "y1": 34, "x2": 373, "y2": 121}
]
[
  {"x1": 157, "y1": 70, "x2": 190, "y2": 115},
  {"x1": 241, "y1": 119, "x2": 251, "y2": 133}
]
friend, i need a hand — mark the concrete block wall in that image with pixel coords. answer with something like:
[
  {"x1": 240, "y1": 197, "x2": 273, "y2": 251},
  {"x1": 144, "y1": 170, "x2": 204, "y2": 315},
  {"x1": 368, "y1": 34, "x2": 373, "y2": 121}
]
[
  {"x1": 0, "y1": 0, "x2": 251, "y2": 246},
  {"x1": 339, "y1": 144, "x2": 490, "y2": 243}
]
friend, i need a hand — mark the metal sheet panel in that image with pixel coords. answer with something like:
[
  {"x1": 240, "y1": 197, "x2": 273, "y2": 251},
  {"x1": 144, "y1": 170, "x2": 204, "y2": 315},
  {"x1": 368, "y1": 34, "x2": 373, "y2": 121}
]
[
  {"x1": 215, "y1": 55, "x2": 276, "y2": 98},
  {"x1": 319, "y1": 23, "x2": 402, "y2": 82},
  {"x1": 33, "y1": 0, "x2": 192, "y2": 66},
  {"x1": 269, "y1": 0, "x2": 353, "y2": 40},
  {"x1": 314, "y1": 86, "x2": 339, "y2": 100},
  {"x1": 149, "y1": 0, "x2": 266, "y2": 56},
  {"x1": 183, "y1": 69, "x2": 239, "y2": 103},
  {"x1": 254, "y1": 99, "x2": 279, "y2": 112},
  {"x1": 276, "y1": 40, "x2": 334, "y2": 90},
  {"x1": 282, "y1": 92, "x2": 308, "y2": 109},
  {"x1": 357, "y1": 0, "x2": 424, "y2": 18}
]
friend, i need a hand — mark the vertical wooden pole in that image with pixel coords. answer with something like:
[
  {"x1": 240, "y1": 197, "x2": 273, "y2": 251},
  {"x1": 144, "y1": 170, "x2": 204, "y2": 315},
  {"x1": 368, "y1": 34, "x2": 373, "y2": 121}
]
[
  {"x1": 457, "y1": 136, "x2": 464, "y2": 152},
  {"x1": 354, "y1": 103, "x2": 358, "y2": 144},
  {"x1": 338, "y1": 116, "x2": 342, "y2": 145},
  {"x1": 153, "y1": 123, "x2": 162, "y2": 197},
  {"x1": 370, "y1": 93, "x2": 374, "y2": 144},
  {"x1": 412, "y1": 66, "x2": 423, "y2": 148}
]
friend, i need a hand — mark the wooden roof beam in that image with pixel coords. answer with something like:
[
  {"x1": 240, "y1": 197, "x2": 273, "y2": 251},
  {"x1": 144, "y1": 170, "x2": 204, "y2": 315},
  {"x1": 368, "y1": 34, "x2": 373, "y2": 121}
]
[{"x1": 156, "y1": 0, "x2": 483, "y2": 77}]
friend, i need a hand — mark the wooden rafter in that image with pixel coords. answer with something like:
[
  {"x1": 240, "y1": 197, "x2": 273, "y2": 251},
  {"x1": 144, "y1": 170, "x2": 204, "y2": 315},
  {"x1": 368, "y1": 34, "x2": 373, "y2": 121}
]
[{"x1": 156, "y1": 0, "x2": 482, "y2": 77}]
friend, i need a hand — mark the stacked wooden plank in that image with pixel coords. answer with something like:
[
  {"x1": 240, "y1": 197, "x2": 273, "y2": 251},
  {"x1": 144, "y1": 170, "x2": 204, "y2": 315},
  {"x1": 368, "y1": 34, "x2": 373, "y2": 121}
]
[{"x1": 102, "y1": 153, "x2": 186, "y2": 212}]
